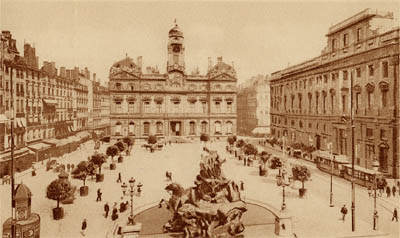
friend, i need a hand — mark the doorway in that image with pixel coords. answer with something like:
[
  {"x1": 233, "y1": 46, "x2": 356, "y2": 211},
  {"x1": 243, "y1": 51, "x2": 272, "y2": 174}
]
[
  {"x1": 315, "y1": 135, "x2": 321, "y2": 150},
  {"x1": 170, "y1": 121, "x2": 182, "y2": 136}
]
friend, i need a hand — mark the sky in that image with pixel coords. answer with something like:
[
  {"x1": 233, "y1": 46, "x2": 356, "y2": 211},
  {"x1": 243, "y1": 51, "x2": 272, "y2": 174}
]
[{"x1": 1, "y1": 0, "x2": 399, "y2": 85}]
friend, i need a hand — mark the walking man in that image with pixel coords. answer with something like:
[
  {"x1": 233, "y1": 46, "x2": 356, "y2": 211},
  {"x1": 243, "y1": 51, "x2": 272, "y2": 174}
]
[
  {"x1": 81, "y1": 218, "x2": 87, "y2": 236},
  {"x1": 392, "y1": 185, "x2": 396, "y2": 197},
  {"x1": 386, "y1": 186, "x2": 391, "y2": 198},
  {"x1": 117, "y1": 172, "x2": 122, "y2": 183},
  {"x1": 368, "y1": 186, "x2": 372, "y2": 197},
  {"x1": 341, "y1": 205, "x2": 348, "y2": 221},
  {"x1": 122, "y1": 182, "x2": 127, "y2": 196},
  {"x1": 104, "y1": 202, "x2": 110, "y2": 218},
  {"x1": 96, "y1": 188, "x2": 102, "y2": 202},
  {"x1": 392, "y1": 208, "x2": 398, "y2": 222}
]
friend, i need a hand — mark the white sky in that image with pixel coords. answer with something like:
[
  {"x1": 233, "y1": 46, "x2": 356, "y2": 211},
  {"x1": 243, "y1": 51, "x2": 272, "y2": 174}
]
[{"x1": 1, "y1": 0, "x2": 399, "y2": 85}]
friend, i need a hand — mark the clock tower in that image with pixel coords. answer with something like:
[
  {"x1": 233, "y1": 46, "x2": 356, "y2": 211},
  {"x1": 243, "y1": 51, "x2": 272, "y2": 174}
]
[{"x1": 167, "y1": 20, "x2": 185, "y2": 73}]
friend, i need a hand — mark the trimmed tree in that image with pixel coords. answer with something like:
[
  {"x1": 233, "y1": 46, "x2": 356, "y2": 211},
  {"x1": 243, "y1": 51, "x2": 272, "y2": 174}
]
[
  {"x1": 292, "y1": 165, "x2": 312, "y2": 198},
  {"x1": 114, "y1": 141, "x2": 128, "y2": 154},
  {"x1": 123, "y1": 136, "x2": 135, "y2": 153},
  {"x1": 91, "y1": 153, "x2": 107, "y2": 174},
  {"x1": 200, "y1": 133, "x2": 209, "y2": 143},
  {"x1": 46, "y1": 178, "x2": 72, "y2": 220},
  {"x1": 106, "y1": 145, "x2": 119, "y2": 162},
  {"x1": 148, "y1": 135, "x2": 157, "y2": 144},
  {"x1": 227, "y1": 136, "x2": 235, "y2": 146}
]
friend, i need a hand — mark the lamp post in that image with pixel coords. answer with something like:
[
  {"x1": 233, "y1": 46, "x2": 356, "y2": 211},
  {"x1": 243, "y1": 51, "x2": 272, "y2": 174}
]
[
  {"x1": 372, "y1": 158, "x2": 380, "y2": 230},
  {"x1": 329, "y1": 142, "x2": 334, "y2": 207},
  {"x1": 122, "y1": 177, "x2": 142, "y2": 226},
  {"x1": 277, "y1": 168, "x2": 291, "y2": 211}
]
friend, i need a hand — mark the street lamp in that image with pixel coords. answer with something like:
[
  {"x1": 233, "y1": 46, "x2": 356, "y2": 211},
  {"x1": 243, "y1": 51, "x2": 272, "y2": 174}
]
[
  {"x1": 276, "y1": 168, "x2": 291, "y2": 211},
  {"x1": 372, "y1": 157, "x2": 380, "y2": 230},
  {"x1": 124, "y1": 177, "x2": 142, "y2": 226},
  {"x1": 329, "y1": 142, "x2": 334, "y2": 207}
]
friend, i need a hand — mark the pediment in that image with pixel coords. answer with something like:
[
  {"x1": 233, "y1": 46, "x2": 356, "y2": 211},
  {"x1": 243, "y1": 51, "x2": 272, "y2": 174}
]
[
  {"x1": 209, "y1": 72, "x2": 236, "y2": 81},
  {"x1": 110, "y1": 70, "x2": 139, "y2": 80}
]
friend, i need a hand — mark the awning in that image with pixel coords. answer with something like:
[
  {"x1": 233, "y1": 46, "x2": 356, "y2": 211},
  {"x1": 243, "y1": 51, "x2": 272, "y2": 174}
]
[
  {"x1": 27, "y1": 143, "x2": 51, "y2": 152},
  {"x1": 0, "y1": 148, "x2": 31, "y2": 161},
  {"x1": 43, "y1": 99, "x2": 57, "y2": 105},
  {"x1": 43, "y1": 139, "x2": 59, "y2": 146},
  {"x1": 252, "y1": 127, "x2": 270, "y2": 134}
]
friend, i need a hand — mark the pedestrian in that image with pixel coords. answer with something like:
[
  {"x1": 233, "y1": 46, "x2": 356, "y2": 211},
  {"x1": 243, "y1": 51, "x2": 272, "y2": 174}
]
[
  {"x1": 393, "y1": 185, "x2": 397, "y2": 197},
  {"x1": 117, "y1": 172, "x2": 122, "y2": 183},
  {"x1": 340, "y1": 205, "x2": 348, "y2": 221},
  {"x1": 112, "y1": 204, "x2": 119, "y2": 221},
  {"x1": 240, "y1": 181, "x2": 244, "y2": 191},
  {"x1": 368, "y1": 186, "x2": 372, "y2": 197},
  {"x1": 122, "y1": 182, "x2": 127, "y2": 196},
  {"x1": 392, "y1": 208, "x2": 398, "y2": 222},
  {"x1": 96, "y1": 188, "x2": 102, "y2": 202},
  {"x1": 386, "y1": 186, "x2": 391, "y2": 198},
  {"x1": 81, "y1": 218, "x2": 87, "y2": 236},
  {"x1": 104, "y1": 202, "x2": 110, "y2": 218},
  {"x1": 243, "y1": 156, "x2": 247, "y2": 166}
]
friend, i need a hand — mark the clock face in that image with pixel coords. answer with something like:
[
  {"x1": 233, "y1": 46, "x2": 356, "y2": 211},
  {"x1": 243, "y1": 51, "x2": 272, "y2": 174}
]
[
  {"x1": 17, "y1": 209, "x2": 26, "y2": 219},
  {"x1": 172, "y1": 45, "x2": 180, "y2": 53}
]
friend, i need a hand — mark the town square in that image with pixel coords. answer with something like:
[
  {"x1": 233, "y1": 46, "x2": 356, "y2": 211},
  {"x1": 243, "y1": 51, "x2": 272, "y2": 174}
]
[{"x1": 0, "y1": 1, "x2": 399, "y2": 237}]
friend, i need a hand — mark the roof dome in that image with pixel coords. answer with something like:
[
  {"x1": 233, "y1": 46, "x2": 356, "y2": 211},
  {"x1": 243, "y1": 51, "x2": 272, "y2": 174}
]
[
  {"x1": 169, "y1": 23, "x2": 183, "y2": 38},
  {"x1": 112, "y1": 57, "x2": 136, "y2": 69},
  {"x1": 14, "y1": 183, "x2": 32, "y2": 199},
  {"x1": 209, "y1": 57, "x2": 236, "y2": 77}
]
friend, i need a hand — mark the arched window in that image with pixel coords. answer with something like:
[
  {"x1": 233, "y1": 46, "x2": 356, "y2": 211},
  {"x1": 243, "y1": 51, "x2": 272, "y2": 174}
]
[
  {"x1": 115, "y1": 122, "x2": 122, "y2": 135},
  {"x1": 156, "y1": 122, "x2": 163, "y2": 135},
  {"x1": 143, "y1": 122, "x2": 150, "y2": 135},
  {"x1": 201, "y1": 121, "x2": 207, "y2": 134},
  {"x1": 215, "y1": 121, "x2": 222, "y2": 135},
  {"x1": 189, "y1": 121, "x2": 196, "y2": 135},
  {"x1": 129, "y1": 122, "x2": 135, "y2": 135},
  {"x1": 226, "y1": 121, "x2": 233, "y2": 134}
]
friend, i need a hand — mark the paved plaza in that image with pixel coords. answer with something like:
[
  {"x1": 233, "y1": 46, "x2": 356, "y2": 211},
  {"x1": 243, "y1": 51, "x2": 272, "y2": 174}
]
[{"x1": 1, "y1": 139, "x2": 399, "y2": 238}]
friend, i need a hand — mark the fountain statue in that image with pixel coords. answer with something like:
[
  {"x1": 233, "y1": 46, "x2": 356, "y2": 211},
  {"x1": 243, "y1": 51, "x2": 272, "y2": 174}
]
[{"x1": 159, "y1": 148, "x2": 247, "y2": 237}]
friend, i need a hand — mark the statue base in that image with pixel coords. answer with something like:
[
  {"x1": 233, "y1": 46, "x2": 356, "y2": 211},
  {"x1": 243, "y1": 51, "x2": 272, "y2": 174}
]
[{"x1": 121, "y1": 222, "x2": 142, "y2": 238}]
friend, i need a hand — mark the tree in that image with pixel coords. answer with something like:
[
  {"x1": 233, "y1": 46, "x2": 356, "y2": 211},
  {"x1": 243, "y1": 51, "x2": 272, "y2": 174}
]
[
  {"x1": 292, "y1": 165, "x2": 311, "y2": 189},
  {"x1": 91, "y1": 153, "x2": 107, "y2": 174},
  {"x1": 73, "y1": 161, "x2": 96, "y2": 186},
  {"x1": 244, "y1": 144, "x2": 258, "y2": 156},
  {"x1": 236, "y1": 139, "x2": 245, "y2": 148},
  {"x1": 200, "y1": 133, "x2": 209, "y2": 143},
  {"x1": 46, "y1": 178, "x2": 73, "y2": 209},
  {"x1": 114, "y1": 141, "x2": 128, "y2": 153},
  {"x1": 147, "y1": 135, "x2": 157, "y2": 144},
  {"x1": 227, "y1": 136, "x2": 235, "y2": 146},
  {"x1": 123, "y1": 137, "x2": 135, "y2": 152},
  {"x1": 106, "y1": 145, "x2": 119, "y2": 162}
]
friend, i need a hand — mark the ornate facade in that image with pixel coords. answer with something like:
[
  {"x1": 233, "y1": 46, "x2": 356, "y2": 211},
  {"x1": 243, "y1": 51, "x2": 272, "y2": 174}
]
[
  {"x1": 270, "y1": 9, "x2": 400, "y2": 178},
  {"x1": 109, "y1": 23, "x2": 238, "y2": 138}
]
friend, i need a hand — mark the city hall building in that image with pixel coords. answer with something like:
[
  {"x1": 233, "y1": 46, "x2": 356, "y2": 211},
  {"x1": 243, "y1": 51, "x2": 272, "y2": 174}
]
[
  {"x1": 270, "y1": 9, "x2": 400, "y2": 178},
  {"x1": 108, "y1": 23, "x2": 237, "y2": 139}
]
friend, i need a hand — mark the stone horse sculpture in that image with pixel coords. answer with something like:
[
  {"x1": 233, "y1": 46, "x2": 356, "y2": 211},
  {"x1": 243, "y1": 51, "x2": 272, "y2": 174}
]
[{"x1": 159, "y1": 149, "x2": 247, "y2": 237}]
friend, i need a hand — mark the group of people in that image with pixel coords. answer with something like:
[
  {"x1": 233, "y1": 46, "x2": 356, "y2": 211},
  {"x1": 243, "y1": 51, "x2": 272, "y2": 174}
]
[{"x1": 368, "y1": 179, "x2": 400, "y2": 198}]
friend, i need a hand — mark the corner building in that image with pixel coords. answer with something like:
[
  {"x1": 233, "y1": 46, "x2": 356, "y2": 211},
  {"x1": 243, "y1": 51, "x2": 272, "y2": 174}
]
[
  {"x1": 270, "y1": 9, "x2": 400, "y2": 178},
  {"x1": 109, "y1": 23, "x2": 237, "y2": 139}
]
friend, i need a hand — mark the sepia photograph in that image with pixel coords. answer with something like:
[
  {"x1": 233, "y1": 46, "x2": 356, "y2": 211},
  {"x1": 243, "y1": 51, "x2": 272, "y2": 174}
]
[{"x1": 0, "y1": 0, "x2": 399, "y2": 237}]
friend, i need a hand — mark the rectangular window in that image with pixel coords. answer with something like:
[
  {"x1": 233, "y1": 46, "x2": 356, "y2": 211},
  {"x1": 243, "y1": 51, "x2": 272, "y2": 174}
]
[
  {"x1": 144, "y1": 101, "x2": 150, "y2": 113},
  {"x1": 368, "y1": 64, "x2": 374, "y2": 76},
  {"x1": 143, "y1": 123, "x2": 150, "y2": 135},
  {"x1": 189, "y1": 102, "x2": 195, "y2": 113},
  {"x1": 382, "y1": 90, "x2": 387, "y2": 107},
  {"x1": 380, "y1": 129, "x2": 386, "y2": 140},
  {"x1": 323, "y1": 74, "x2": 328, "y2": 83},
  {"x1": 128, "y1": 101, "x2": 135, "y2": 113},
  {"x1": 115, "y1": 101, "x2": 122, "y2": 113},
  {"x1": 366, "y1": 128, "x2": 373, "y2": 138},
  {"x1": 365, "y1": 144, "x2": 375, "y2": 160},
  {"x1": 343, "y1": 71, "x2": 348, "y2": 80},
  {"x1": 202, "y1": 102, "x2": 207, "y2": 113},
  {"x1": 332, "y1": 39, "x2": 337, "y2": 51},
  {"x1": 368, "y1": 92, "x2": 372, "y2": 110},
  {"x1": 382, "y1": 61, "x2": 388, "y2": 78},
  {"x1": 156, "y1": 102, "x2": 162, "y2": 113},
  {"x1": 215, "y1": 102, "x2": 221, "y2": 113},
  {"x1": 356, "y1": 67, "x2": 361, "y2": 77},
  {"x1": 342, "y1": 95, "x2": 346, "y2": 113},
  {"x1": 343, "y1": 33, "x2": 349, "y2": 47},
  {"x1": 173, "y1": 102, "x2": 179, "y2": 113},
  {"x1": 356, "y1": 93, "x2": 361, "y2": 112},
  {"x1": 227, "y1": 102, "x2": 232, "y2": 113},
  {"x1": 357, "y1": 28, "x2": 363, "y2": 42}
]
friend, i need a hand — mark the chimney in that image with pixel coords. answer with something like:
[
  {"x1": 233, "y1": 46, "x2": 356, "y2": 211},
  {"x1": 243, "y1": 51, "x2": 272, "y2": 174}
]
[
  {"x1": 137, "y1": 56, "x2": 142, "y2": 69},
  {"x1": 208, "y1": 57, "x2": 212, "y2": 71},
  {"x1": 93, "y1": 73, "x2": 96, "y2": 82},
  {"x1": 60, "y1": 67, "x2": 66, "y2": 77},
  {"x1": 217, "y1": 56, "x2": 223, "y2": 63}
]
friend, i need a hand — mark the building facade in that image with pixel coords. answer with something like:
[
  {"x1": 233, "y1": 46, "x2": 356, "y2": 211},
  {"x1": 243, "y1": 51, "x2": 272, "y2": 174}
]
[
  {"x1": 237, "y1": 75, "x2": 271, "y2": 136},
  {"x1": 270, "y1": 9, "x2": 400, "y2": 178},
  {"x1": 109, "y1": 23, "x2": 238, "y2": 139}
]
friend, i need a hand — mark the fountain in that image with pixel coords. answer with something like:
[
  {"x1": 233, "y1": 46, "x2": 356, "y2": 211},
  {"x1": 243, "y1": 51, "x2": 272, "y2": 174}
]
[{"x1": 160, "y1": 148, "x2": 247, "y2": 237}]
